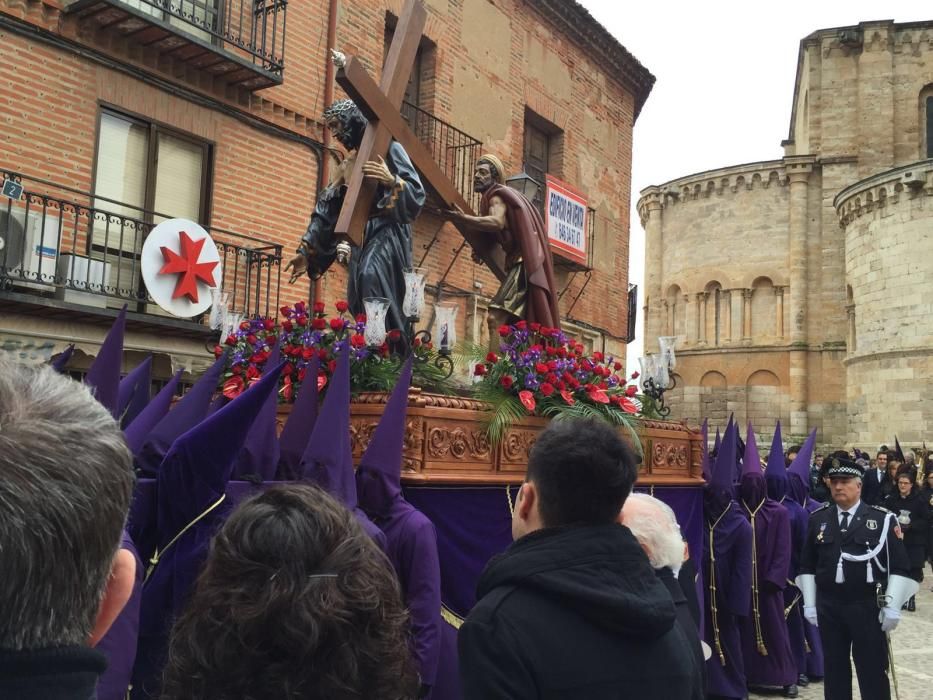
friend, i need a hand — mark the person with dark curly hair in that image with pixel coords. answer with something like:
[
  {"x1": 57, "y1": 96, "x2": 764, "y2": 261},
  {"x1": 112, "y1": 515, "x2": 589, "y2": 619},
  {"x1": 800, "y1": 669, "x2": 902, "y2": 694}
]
[{"x1": 159, "y1": 484, "x2": 419, "y2": 700}]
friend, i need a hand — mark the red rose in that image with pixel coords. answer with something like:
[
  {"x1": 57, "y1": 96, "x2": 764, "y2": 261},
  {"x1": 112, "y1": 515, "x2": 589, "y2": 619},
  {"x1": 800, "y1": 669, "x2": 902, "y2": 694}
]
[
  {"x1": 263, "y1": 318, "x2": 275, "y2": 331},
  {"x1": 498, "y1": 324, "x2": 511, "y2": 337},
  {"x1": 515, "y1": 320, "x2": 527, "y2": 330},
  {"x1": 222, "y1": 375, "x2": 244, "y2": 400},
  {"x1": 592, "y1": 351, "x2": 604, "y2": 362},
  {"x1": 540, "y1": 382, "x2": 555, "y2": 396},
  {"x1": 413, "y1": 338, "x2": 422, "y2": 347},
  {"x1": 295, "y1": 301, "x2": 306, "y2": 313},
  {"x1": 631, "y1": 371, "x2": 640, "y2": 379},
  {"x1": 213, "y1": 344, "x2": 223, "y2": 358},
  {"x1": 486, "y1": 352, "x2": 499, "y2": 363},
  {"x1": 335, "y1": 300, "x2": 349, "y2": 313},
  {"x1": 232, "y1": 365, "x2": 243, "y2": 376},
  {"x1": 282, "y1": 320, "x2": 293, "y2": 332},
  {"x1": 535, "y1": 362, "x2": 549, "y2": 374},
  {"x1": 327, "y1": 360, "x2": 337, "y2": 373},
  {"x1": 318, "y1": 349, "x2": 329, "y2": 361},
  {"x1": 518, "y1": 390, "x2": 536, "y2": 412},
  {"x1": 301, "y1": 348, "x2": 315, "y2": 360},
  {"x1": 379, "y1": 343, "x2": 389, "y2": 357},
  {"x1": 249, "y1": 352, "x2": 266, "y2": 364},
  {"x1": 388, "y1": 329, "x2": 402, "y2": 342},
  {"x1": 625, "y1": 385, "x2": 637, "y2": 397},
  {"x1": 556, "y1": 380, "x2": 566, "y2": 390},
  {"x1": 500, "y1": 376, "x2": 514, "y2": 389},
  {"x1": 329, "y1": 318, "x2": 344, "y2": 331},
  {"x1": 280, "y1": 305, "x2": 291, "y2": 317},
  {"x1": 474, "y1": 363, "x2": 487, "y2": 376},
  {"x1": 547, "y1": 360, "x2": 558, "y2": 371},
  {"x1": 225, "y1": 334, "x2": 237, "y2": 346},
  {"x1": 530, "y1": 322, "x2": 541, "y2": 332},
  {"x1": 240, "y1": 321, "x2": 250, "y2": 331},
  {"x1": 247, "y1": 334, "x2": 257, "y2": 345},
  {"x1": 311, "y1": 318, "x2": 327, "y2": 330},
  {"x1": 296, "y1": 315, "x2": 308, "y2": 327},
  {"x1": 282, "y1": 362, "x2": 294, "y2": 376},
  {"x1": 313, "y1": 301, "x2": 326, "y2": 314},
  {"x1": 350, "y1": 334, "x2": 366, "y2": 348},
  {"x1": 424, "y1": 341, "x2": 433, "y2": 350},
  {"x1": 614, "y1": 362, "x2": 623, "y2": 371},
  {"x1": 546, "y1": 373, "x2": 559, "y2": 384},
  {"x1": 356, "y1": 313, "x2": 367, "y2": 323}
]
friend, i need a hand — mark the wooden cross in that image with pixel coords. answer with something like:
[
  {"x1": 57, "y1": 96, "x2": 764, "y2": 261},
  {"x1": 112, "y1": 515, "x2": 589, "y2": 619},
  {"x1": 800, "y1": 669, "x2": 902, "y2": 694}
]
[{"x1": 332, "y1": 0, "x2": 505, "y2": 281}]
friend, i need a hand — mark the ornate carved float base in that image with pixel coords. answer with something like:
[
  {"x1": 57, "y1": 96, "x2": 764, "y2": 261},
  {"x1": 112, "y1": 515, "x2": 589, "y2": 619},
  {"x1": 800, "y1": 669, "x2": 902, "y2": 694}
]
[{"x1": 279, "y1": 388, "x2": 703, "y2": 486}]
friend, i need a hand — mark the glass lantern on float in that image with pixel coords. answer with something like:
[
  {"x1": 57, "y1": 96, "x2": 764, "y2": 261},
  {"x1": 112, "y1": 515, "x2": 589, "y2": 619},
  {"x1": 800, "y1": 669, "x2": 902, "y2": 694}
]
[
  {"x1": 433, "y1": 302, "x2": 458, "y2": 356},
  {"x1": 363, "y1": 297, "x2": 390, "y2": 348},
  {"x1": 638, "y1": 338, "x2": 677, "y2": 419},
  {"x1": 402, "y1": 267, "x2": 427, "y2": 347}
]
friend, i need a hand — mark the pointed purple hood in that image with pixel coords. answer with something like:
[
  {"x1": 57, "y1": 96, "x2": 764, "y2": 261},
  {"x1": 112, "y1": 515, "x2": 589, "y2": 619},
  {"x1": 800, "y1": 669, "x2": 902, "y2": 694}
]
[
  {"x1": 157, "y1": 361, "x2": 284, "y2": 543},
  {"x1": 787, "y1": 428, "x2": 817, "y2": 504},
  {"x1": 50, "y1": 344, "x2": 75, "y2": 373},
  {"x1": 705, "y1": 419, "x2": 738, "y2": 517},
  {"x1": 277, "y1": 356, "x2": 320, "y2": 480},
  {"x1": 764, "y1": 422, "x2": 788, "y2": 502},
  {"x1": 233, "y1": 343, "x2": 281, "y2": 481},
  {"x1": 700, "y1": 418, "x2": 711, "y2": 483},
  {"x1": 117, "y1": 356, "x2": 152, "y2": 428},
  {"x1": 84, "y1": 305, "x2": 127, "y2": 417},
  {"x1": 357, "y1": 356, "x2": 413, "y2": 518},
  {"x1": 739, "y1": 422, "x2": 767, "y2": 510},
  {"x1": 300, "y1": 343, "x2": 355, "y2": 502},
  {"x1": 136, "y1": 352, "x2": 228, "y2": 475},
  {"x1": 713, "y1": 426, "x2": 722, "y2": 456},
  {"x1": 124, "y1": 370, "x2": 182, "y2": 458}
]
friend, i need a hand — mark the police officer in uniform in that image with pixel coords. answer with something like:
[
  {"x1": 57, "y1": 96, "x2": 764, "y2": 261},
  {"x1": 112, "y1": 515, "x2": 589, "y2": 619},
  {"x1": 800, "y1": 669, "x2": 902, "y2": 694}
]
[{"x1": 796, "y1": 457, "x2": 918, "y2": 700}]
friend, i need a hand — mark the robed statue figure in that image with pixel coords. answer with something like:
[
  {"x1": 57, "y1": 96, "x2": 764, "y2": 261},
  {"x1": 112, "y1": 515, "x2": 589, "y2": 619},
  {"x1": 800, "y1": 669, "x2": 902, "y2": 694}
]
[
  {"x1": 286, "y1": 99, "x2": 425, "y2": 343},
  {"x1": 443, "y1": 155, "x2": 560, "y2": 348}
]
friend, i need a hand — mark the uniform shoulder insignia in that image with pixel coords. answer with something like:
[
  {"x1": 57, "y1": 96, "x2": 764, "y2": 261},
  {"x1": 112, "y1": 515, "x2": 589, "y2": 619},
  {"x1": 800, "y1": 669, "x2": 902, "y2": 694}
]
[
  {"x1": 870, "y1": 504, "x2": 891, "y2": 514},
  {"x1": 809, "y1": 502, "x2": 831, "y2": 516}
]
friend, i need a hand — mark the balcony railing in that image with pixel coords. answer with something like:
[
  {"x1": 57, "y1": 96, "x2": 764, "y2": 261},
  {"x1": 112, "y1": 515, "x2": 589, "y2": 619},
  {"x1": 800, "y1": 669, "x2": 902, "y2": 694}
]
[
  {"x1": 66, "y1": 0, "x2": 287, "y2": 89},
  {"x1": 0, "y1": 168, "x2": 282, "y2": 323},
  {"x1": 401, "y1": 101, "x2": 483, "y2": 209}
]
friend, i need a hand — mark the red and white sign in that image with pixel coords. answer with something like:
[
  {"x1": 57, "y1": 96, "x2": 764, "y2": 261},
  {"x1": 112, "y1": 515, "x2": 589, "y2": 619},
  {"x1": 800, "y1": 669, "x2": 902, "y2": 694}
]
[
  {"x1": 141, "y1": 219, "x2": 220, "y2": 318},
  {"x1": 544, "y1": 175, "x2": 588, "y2": 266}
]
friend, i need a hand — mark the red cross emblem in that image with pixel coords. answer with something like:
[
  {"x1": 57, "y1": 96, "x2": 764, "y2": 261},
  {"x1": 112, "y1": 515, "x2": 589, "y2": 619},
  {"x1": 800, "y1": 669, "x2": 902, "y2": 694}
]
[{"x1": 158, "y1": 230, "x2": 218, "y2": 303}]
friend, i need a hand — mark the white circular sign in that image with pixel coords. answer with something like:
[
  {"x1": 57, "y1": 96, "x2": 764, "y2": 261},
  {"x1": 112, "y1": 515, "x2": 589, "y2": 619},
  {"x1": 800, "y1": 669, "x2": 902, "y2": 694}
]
[{"x1": 141, "y1": 219, "x2": 220, "y2": 318}]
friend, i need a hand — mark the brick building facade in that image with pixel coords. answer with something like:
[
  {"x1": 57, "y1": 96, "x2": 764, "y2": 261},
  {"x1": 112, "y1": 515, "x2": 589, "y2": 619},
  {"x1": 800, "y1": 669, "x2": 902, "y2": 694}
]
[{"x1": 0, "y1": 0, "x2": 651, "y2": 386}]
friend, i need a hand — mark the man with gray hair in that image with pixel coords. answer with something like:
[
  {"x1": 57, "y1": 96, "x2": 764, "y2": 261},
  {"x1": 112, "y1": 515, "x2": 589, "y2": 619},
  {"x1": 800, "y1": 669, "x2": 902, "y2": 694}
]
[
  {"x1": 620, "y1": 492, "x2": 706, "y2": 700},
  {"x1": 0, "y1": 358, "x2": 136, "y2": 699}
]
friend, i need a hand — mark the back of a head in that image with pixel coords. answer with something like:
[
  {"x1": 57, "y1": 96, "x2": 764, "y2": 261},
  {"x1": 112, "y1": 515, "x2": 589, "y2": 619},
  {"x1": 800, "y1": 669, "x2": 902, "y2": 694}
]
[
  {"x1": 161, "y1": 484, "x2": 418, "y2": 700},
  {"x1": 527, "y1": 418, "x2": 639, "y2": 528},
  {"x1": 620, "y1": 493, "x2": 686, "y2": 573},
  {"x1": 0, "y1": 358, "x2": 133, "y2": 651}
]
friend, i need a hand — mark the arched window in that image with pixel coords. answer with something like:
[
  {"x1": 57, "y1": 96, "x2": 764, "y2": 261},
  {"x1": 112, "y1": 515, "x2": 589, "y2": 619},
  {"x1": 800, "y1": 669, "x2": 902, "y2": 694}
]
[
  {"x1": 705, "y1": 281, "x2": 724, "y2": 346},
  {"x1": 846, "y1": 285, "x2": 856, "y2": 353},
  {"x1": 920, "y1": 84, "x2": 933, "y2": 158},
  {"x1": 751, "y1": 277, "x2": 775, "y2": 340},
  {"x1": 666, "y1": 284, "x2": 685, "y2": 340}
]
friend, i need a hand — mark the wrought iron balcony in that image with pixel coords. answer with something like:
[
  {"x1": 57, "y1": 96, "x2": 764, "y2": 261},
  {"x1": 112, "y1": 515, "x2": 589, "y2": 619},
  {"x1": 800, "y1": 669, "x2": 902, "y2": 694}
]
[
  {"x1": 65, "y1": 0, "x2": 286, "y2": 90},
  {"x1": 0, "y1": 168, "x2": 282, "y2": 328}
]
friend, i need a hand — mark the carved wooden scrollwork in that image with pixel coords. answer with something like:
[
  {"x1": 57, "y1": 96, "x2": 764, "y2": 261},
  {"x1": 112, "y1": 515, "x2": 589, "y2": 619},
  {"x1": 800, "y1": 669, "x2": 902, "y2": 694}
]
[
  {"x1": 502, "y1": 430, "x2": 537, "y2": 463},
  {"x1": 652, "y1": 442, "x2": 689, "y2": 469},
  {"x1": 427, "y1": 426, "x2": 491, "y2": 460}
]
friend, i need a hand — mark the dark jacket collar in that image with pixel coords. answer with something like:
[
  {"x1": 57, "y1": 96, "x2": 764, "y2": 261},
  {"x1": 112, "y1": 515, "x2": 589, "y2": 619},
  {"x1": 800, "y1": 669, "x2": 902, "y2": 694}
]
[{"x1": 0, "y1": 645, "x2": 106, "y2": 700}]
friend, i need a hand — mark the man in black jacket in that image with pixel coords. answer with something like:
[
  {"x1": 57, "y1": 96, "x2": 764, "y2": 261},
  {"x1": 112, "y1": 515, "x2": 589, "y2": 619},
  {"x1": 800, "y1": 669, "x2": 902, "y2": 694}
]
[{"x1": 458, "y1": 418, "x2": 703, "y2": 699}]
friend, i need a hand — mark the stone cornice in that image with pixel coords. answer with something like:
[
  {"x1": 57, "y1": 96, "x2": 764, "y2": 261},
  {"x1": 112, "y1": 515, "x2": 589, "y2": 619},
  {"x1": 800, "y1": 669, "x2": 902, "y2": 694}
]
[
  {"x1": 833, "y1": 159, "x2": 933, "y2": 226},
  {"x1": 525, "y1": 0, "x2": 655, "y2": 120}
]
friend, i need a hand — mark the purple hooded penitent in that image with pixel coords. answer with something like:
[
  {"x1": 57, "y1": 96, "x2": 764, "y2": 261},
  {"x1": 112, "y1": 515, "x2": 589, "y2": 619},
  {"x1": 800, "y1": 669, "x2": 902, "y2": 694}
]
[
  {"x1": 233, "y1": 343, "x2": 281, "y2": 481},
  {"x1": 117, "y1": 356, "x2": 152, "y2": 428},
  {"x1": 737, "y1": 422, "x2": 795, "y2": 688},
  {"x1": 277, "y1": 356, "x2": 319, "y2": 480},
  {"x1": 299, "y1": 343, "x2": 386, "y2": 550},
  {"x1": 124, "y1": 371, "x2": 182, "y2": 459},
  {"x1": 713, "y1": 426, "x2": 722, "y2": 456},
  {"x1": 136, "y1": 351, "x2": 228, "y2": 475},
  {"x1": 702, "y1": 419, "x2": 753, "y2": 698},
  {"x1": 50, "y1": 343, "x2": 75, "y2": 373},
  {"x1": 95, "y1": 530, "x2": 142, "y2": 700},
  {"x1": 133, "y1": 361, "x2": 284, "y2": 700},
  {"x1": 357, "y1": 357, "x2": 442, "y2": 695},
  {"x1": 84, "y1": 305, "x2": 127, "y2": 417}
]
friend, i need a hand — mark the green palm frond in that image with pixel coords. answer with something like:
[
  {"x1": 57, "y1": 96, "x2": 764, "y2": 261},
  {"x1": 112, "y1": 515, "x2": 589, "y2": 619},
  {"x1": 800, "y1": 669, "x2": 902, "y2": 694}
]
[
  {"x1": 540, "y1": 401, "x2": 643, "y2": 459},
  {"x1": 471, "y1": 382, "x2": 529, "y2": 445}
]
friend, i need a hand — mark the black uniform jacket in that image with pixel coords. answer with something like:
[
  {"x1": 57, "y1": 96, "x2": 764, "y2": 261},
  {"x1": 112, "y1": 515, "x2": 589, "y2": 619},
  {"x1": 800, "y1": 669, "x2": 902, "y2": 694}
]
[
  {"x1": 800, "y1": 501, "x2": 910, "y2": 600},
  {"x1": 458, "y1": 523, "x2": 703, "y2": 699}
]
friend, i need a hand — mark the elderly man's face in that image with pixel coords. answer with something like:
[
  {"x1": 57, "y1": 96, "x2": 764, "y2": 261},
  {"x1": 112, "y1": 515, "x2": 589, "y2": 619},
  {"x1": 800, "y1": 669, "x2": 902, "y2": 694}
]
[
  {"x1": 473, "y1": 162, "x2": 495, "y2": 193},
  {"x1": 830, "y1": 476, "x2": 861, "y2": 509}
]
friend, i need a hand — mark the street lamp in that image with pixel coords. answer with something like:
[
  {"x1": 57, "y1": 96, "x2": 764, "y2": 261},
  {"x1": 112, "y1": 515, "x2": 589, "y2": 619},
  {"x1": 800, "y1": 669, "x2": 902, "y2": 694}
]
[
  {"x1": 639, "y1": 336, "x2": 678, "y2": 418},
  {"x1": 505, "y1": 170, "x2": 542, "y2": 203}
]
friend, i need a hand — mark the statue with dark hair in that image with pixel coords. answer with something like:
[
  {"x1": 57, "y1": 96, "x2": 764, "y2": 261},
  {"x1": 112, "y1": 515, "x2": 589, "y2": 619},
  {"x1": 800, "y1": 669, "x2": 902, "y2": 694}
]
[
  {"x1": 160, "y1": 484, "x2": 419, "y2": 700},
  {"x1": 286, "y1": 99, "x2": 425, "y2": 345}
]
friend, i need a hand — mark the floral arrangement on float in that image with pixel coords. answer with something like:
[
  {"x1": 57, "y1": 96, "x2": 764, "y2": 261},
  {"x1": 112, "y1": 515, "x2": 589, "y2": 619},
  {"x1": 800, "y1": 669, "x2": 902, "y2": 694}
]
[
  {"x1": 215, "y1": 299, "x2": 450, "y2": 401},
  {"x1": 466, "y1": 321, "x2": 643, "y2": 444}
]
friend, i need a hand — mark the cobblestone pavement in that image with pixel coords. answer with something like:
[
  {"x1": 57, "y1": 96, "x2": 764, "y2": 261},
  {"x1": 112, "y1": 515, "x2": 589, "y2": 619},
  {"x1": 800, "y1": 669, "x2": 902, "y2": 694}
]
[{"x1": 749, "y1": 580, "x2": 933, "y2": 700}]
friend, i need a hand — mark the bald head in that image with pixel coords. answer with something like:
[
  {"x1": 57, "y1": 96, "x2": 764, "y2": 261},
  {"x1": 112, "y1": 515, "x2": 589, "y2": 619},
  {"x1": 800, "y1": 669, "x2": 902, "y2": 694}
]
[{"x1": 619, "y1": 493, "x2": 686, "y2": 574}]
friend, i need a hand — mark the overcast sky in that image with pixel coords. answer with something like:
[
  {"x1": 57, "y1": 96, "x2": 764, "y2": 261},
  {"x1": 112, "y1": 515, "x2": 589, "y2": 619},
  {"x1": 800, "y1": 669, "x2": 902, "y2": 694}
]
[{"x1": 576, "y1": 1, "x2": 930, "y2": 372}]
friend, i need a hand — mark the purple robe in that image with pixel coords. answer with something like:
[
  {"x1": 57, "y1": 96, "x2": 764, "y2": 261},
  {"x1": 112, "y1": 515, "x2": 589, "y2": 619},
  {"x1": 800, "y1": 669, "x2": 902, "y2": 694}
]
[
  {"x1": 702, "y1": 496, "x2": 753, "y2": 699},
  {"x1": 738, "y1": 473, "x2": 796, "y2": 688},
  {"x1": 96, "y1": 531, "x2": 142, "y2": 700},
  {"x1": 788, "y1": 474, "x2": 824, "y2": 678}
]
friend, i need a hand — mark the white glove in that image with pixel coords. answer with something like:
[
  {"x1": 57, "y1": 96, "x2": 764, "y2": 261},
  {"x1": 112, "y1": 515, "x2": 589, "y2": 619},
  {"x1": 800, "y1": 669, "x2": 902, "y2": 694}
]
[
  {"x1": 880, "y1": 606, "x2": 900, "y2": 633},
  {"x1": 803, "y1": 606, "x2": 819, "y2": 627}
]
